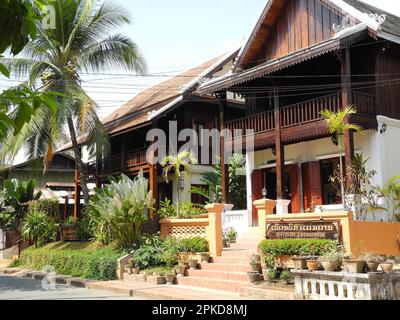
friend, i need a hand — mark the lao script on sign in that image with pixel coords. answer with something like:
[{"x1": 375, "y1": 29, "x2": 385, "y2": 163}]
[{"x1": 265, "y1": 221, "x2": 340, "y2": 241}]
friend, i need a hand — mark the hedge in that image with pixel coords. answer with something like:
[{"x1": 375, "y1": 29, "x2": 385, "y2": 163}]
[
  {"x1": 258, "y1": 239, "x2": 337, "y2": 257},
  {"x1": 17, "y1": 243, "x2": 123, "y2": 280}
]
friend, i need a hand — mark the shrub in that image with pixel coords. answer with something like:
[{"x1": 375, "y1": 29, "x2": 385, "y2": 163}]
[
  {"x1": 280, "y1": 271, "x2": 294, "y2": 284},
  {"x1": 158, "y1": 200, "x2": 207, "y2": 219},
  {"x1": 27, "y1": 199, "x2": 59, "y2": 220},
  {"x1": 18, "y1": 244, "x2": 122, "y2": 280},
  {"x1": 178, "y1": 237, "x2": 208, "y2": 253},
  {"x1": 20, "y1": 210, "x2": 57, "y2": 247},
  {"x1": 258, "y1": 239, "x2": 337, "y2": 257},
  {"x1": 267, "y1": 269, "x2": 278, "y2": 282}
]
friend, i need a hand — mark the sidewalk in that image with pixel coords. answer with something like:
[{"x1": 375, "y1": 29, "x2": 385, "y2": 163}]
[{"x1": 0, "y1": 268, "x2": 248, "y2": 300}]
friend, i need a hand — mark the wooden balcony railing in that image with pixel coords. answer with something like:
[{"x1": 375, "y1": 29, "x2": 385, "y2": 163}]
[
  {"x1": 224, "y1": 91, "x2": 376, "y2": 138},
  {"x1": 86, "y1": 149, "x2": 148, "y2": 179}
]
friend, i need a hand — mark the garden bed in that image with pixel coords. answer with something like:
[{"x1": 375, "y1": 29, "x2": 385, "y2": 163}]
[{"x1": 13, "y1": 242, "x2": 125, "y2": 281}]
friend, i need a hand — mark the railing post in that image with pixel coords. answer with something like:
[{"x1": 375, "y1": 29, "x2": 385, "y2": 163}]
[
  {"x1": 205, "y1": 203, "x2": 225, "y2": 257},
  {"x1": 253, "y1": 199, "x2": 276, "y2": 241}
]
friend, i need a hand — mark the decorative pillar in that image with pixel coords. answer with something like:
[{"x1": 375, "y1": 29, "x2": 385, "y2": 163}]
[
  {"x1": 341, "y1": 47, "x2": 355, "y2": 186},
  {"x1": 205, "y1": 203, "x2": 225, "y2": 257},
  {"x1": 219, "y1": 92, "x2": 229, "y2": 204},
  {"x1": 274, "y1": 86, "x2": 285, "y2": 199},
  {"x1": 276, "y1": 199, "x2": 291, "y2": 215},
  {"x1": 246, "y1": 151, "x2": 254, "y2": 226},
  {"x1": 253, "y1": 199, "x2": 276, "y2": 241}
]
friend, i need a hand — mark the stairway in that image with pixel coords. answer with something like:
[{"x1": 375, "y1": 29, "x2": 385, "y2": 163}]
[{"x1": 176, "y1": 227, "x2": 260, "y2": 293}]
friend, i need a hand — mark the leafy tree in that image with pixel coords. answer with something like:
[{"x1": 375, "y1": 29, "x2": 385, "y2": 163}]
[
  {"x1": 0, "y1": 0, "x2": 146, "y2": 203},
  {"x1": 321, "y1": 107, "x2": 362, "y2": 205},
  {"x1": 161, "y1": 150, "x2": 197, "y2": 217}
]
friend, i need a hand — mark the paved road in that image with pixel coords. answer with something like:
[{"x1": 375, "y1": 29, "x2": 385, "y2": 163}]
[{"x1": 0, "y1": 275, "x2": 141, "y2": 300}]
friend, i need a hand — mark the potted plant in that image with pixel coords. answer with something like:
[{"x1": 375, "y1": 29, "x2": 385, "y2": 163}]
[
  {"x1": 165, "y1": 273, "x2": 175, "y2": 285},
  {"x1": 292, "y1": 249, "x2": 309, "y2": 270},
  {"x1": 318, "y1": 248, "x2": 343, "y2": 272},
  {"x1": 361, "y1": 253, "x2": 383, "y2": 272},
  {"x1": 189, "y1": 259, "x2": 198, "y2": 270},
  {"x1": 266, "y1": 269, "x2": 278, "y2": 283},
  {"x1": 342, "y1": 255, "x2": 366, "y2": 274},
  {"x1": 125, "y1": 260, "x2": 133, "y2": 274},
  {"x1": 175, "y1": 264, "x2": 187, "y2": 277},
  {"x1": 280, "y1": 270, "x2": 294, "y2": 285},
  {"x1": 249, "y1": 254, "x2": 262, "y2": 273},
  {"x1": 247, "y1": 271, "x2": 261, "y2": 283},
  {"x1": 380, "y1": 256, "x2": 395, "y2": 273},
  {"x1": 262, "y1": 254, "x2": 276, "y2": 281},
  {"x1": 223, "y1": 227, "x2": 238, "y2": 248},
  {"x1": 306, "y1": 258, "x2": 319, "y2": 271},
  {"x1": 178, "y1": 260, "x2": 190, "y2": 270},
  {"x1": 133, "y1": 262, "x2": 141, "y2": 274},
  {"x1": 199, "y1": 252, "x2": 210, "y2": 263}
]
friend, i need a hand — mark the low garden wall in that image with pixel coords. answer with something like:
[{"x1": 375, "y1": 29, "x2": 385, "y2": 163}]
[
  {"x1": 159, "y1": 203, "x2": 224, "y2": 257},
  {"x1": 255, "y1": 199, "x2": 400, "y2": 256}
]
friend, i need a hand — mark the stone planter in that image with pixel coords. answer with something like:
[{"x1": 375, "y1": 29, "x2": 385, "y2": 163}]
[
  {"x1": 178, "y1": 261, "x2": 190, "y2": 269},
  {"x1": 261, "y1": 267, "x2": 269, "y2": 281},
  {"x1": 165, "y1": 274, "x2": 175, "y2": 285},
  {"x1": 175, "y1": 265, "x2": 186, "y2": 277},
  {"x1": 133, "y1": 267, "x2": 140, "y2": 274},
  {"x1": 250, "y1": 262, "x2": 262, "y2": 273},
  {"x1": 306, "y1": 260, "x2": 319, "y2": 271},
  {"x1": 199, "y1": 253, "x2": 210, "y2": 263},
  {"x1": 247, "y1": 271, "x2": 261, "y2": 283},
  {"x1": 343, "y1": 260, "x2": 366, "y2": 273},
  {"x1": 380, "y1": 263, "x2": 394, "y2": 273},
  {"x1": 320, "y1": 261, "x2": 340, "y2": 272},
  {"x1": 146, "y1": 275, "x2": 167, "y2": 285},
  {"x1": 125, "y1": 266, "x2": 133, "y2": 274},
  {"x1": 292, "y1": 257, "x2": 308, "y2": 270},
  {"x1": 366, "y1": 261, "x2": 380, "y2": 272},
  {"x1": 189, "y1": 259, "x2": 198, "y2": 270}
]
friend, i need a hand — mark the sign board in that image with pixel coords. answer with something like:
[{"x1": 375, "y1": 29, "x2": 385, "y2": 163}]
[{"x1": 265, "y1": 221, "x2": 340, "y2": 241}]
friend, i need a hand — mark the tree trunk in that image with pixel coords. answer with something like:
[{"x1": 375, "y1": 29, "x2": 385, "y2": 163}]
[
  {"x1": 67, "y1": 116, "x2": 90, "y2": 204},
  {"x1": 338, "y1": 136, "x2": 345, "y2": 206}
]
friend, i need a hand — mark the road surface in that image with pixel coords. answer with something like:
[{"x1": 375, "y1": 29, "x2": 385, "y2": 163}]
[{"x1": 0, "y1": 275, "x2": 140, "y2": 300}]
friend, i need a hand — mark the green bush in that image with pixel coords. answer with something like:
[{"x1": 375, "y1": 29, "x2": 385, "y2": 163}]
[
  {"x1": 20, "y1": 210, "x2": 57, "y2": 247},
  {"x1": 280, "y1": 270, "x2": 294, "y2": 284},
  {"x1": 18, "y1": 244, "x2": 122, "y2": 280},
  {"x1": 28, "y1": 199, "x2": 59, "y2": 220},
  {"x1": 259, "y1": 239, "x2": 337, "y2": 257},
  {"x1": 178, "y1": 237, "x2": 208, "y2": 253}
]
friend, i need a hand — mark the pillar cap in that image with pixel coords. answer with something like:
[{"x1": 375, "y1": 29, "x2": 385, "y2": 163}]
[
  {"x1": 276, "y1": 199, "x2": 291, "y2": 205},
  {"x1": 205, "y1": 203, "x2": 226, "y2": 212},
  {"x1": 253, "y1": 198, "x2": 277, "y2": 209}
]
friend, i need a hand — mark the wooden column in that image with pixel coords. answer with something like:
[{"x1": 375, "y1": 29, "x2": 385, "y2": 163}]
[
  {"x1": 219, "y1": 92, "x2": 229, "y2": 204},
  {"x1": 121, "y1": 135, "x2": 127, "y2": 174},
  {"x1": 73, "y1": 169, "x2": 81, "y2": 222},
  {"x1": 274, "y1": 87, "x2": 285, "y2": 199},
  {"x1": 149, "y1": 121, "x2": 159, "y2": 220},
  {"x1": 341, "y1": 48, "x2": 355, "y2": 184}
]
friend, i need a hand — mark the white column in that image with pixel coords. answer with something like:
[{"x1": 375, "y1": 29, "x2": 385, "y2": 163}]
[
  {"x1": 276, "y1": 199, "x2": 291, "y2": 215},
  {"x1": 246, "y1": 151, "x2": 254, "y2": 226}
]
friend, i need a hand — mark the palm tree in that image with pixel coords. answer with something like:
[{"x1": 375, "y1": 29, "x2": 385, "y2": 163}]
[
  {"x1": 0, "y1": 0, "x2": 146, "y2": 204},
  {"x1": 161, "y1": 150, "x2": 198, "y2": 217},
  {"x1": 320, "y1": 106, "x2": 362, "y2": 205}
]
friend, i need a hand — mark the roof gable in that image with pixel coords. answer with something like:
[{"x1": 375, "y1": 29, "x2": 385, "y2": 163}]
[{"x1": 236, "y1": 0, "x2": 355, "y2": 70}]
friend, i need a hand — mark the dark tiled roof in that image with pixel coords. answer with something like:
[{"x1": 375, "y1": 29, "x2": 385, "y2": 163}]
[{"x1": 343, "y1": 0, "x2": 400, "y2": 37}]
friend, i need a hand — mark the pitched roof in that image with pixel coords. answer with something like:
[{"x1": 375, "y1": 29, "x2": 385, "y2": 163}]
[
  {"x1": 232, "y1": 0, "x2": 400, "y2": 72},
  {"x1": 102, "y1": 49, "x2": 240, "y2": 135}
]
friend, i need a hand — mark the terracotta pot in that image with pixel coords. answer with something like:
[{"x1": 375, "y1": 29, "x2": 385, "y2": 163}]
[
  {"x1": 247, "y1": 271, "x2": 261, "y2": 284},
  {"x1": 165, "y1": 274, "x2": 175, "y2": 285},
  {"x1": 321, "y1": 261, "x2": 340, "y2": 272},
  {"x1": 200, "y1": 253, "x2": 210, "y2": 263},
  {"x1": 189, "y1": 259, "x2": 198, "y2": 270},
  {"x1": 380, "y1": 263, "x2": 394, "y2": 273},
  {"x1": 292, "y1": 257, "x2": 308, "y2": 270},
  {"x1": 132, "y1": 267, "x2": 140, "y2": 274},
  {"x1": 307, "y1": 260, "x2": 319, "y2": 271},
  {"x1": 179, "y1": 261, "x2": 190, "y2": 269},
  {"x1": 343, "y1": 260, "x2": 366, "y2": 273},
  {"x1": 124, "y1": 266, "x2": 133, "y2": 274},
  {"x1": 250, "y1": 262, "x2": 262, "y2": 273},
  {"x1": 175, "y1": 265, "x2": 186, "y2": 277},
  {"x1": 366, "y1": 261, "x2": 380, "y2": 272}
]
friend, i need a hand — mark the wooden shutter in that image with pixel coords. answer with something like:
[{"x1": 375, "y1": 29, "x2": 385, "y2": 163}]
[
  {"x1": 301, "y1": 161, "x2": 323, "y2": 211},
  {"x1": 286, "y1": 164, "x2": 301, "y2": 213}
]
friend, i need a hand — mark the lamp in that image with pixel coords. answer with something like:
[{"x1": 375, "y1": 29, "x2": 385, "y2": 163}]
[
  {"x1": 262, "y1": 187, "x2": 267, "y2": 199},
  {"x1": 380, "y1": 123, "x2": 387, "y2": 134},
  {"x1": 178, "y1": 177, "x2": 185, "y2": 190}
]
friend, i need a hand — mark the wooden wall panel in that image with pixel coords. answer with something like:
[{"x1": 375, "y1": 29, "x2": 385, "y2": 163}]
[
  {"x1": 301, "y1": 161, "x2": 323, "y2": 211},
  {"x1": 263, "y1": 0, "x2": 342, "y2": 62},
  {"x1": 252, "y1": 170, "x2": 264, "y2": 222}
]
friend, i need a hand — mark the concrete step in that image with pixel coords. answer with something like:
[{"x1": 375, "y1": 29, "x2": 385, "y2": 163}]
[
  {"x1": 200, "y1": 262, "x2": 249, "y2": 273},
  {"x1": 176, "y1": 276, "x2": 249, "y2": 293},
  {"x1": 212, "y1": 256, "x2": 252, "y2": 264},
  {"x1": 240, "y1": 285, "x2": 295, "y2": 300},
  {"x1": 220, "y1": 251, "x2": 256, "y2": 258},
  {"x1": 229, "y1": 243, "x2": 259, "y2": 250},
  {"x1": 187, "y1": 269, "x2": 248, "y2": 282}
]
